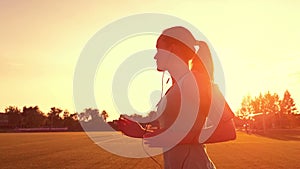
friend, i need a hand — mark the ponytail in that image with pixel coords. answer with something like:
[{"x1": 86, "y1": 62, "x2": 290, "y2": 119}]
[{"x1": 191, "y1": 40, "x2": 214, "y2": 82}]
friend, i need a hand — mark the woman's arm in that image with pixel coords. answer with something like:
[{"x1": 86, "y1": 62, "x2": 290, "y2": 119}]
[{"x1": 117, "y1": 117, "x2": 146, "y2": 138}]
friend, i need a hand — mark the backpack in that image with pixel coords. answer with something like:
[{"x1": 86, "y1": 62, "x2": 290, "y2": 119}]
[{"x1": 199, "y1": 84, "x2": 236, "y2": 144}]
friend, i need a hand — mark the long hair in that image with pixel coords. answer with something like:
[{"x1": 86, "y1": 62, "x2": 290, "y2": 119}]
[
  {"x1": 160, "y1": 26, "x2": 214, "y2": 82},
  {"x1": 192, "y1": 40, "x2": 214, "y2": 82}
]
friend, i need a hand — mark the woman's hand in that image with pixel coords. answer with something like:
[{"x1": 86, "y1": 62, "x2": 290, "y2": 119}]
[{"x1": 118, "y1": 117, "x2": 146, "y2": 138}]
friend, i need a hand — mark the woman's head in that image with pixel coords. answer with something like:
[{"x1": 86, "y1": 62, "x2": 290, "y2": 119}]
[
  {"x1": 154, "y1": 26, "x2": 196, "y2": 71},
  {"x1": 154, "y1": 26, "x2": 214, "y2": 81}
]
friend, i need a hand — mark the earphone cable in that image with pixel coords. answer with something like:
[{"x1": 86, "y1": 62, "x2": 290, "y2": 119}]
[{"x1": 140, "y1": 71, "x2": 166, "y2": 169}]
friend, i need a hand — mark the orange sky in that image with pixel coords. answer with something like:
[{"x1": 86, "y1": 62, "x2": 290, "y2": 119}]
[{"x1": 1, "y1": 0, "x2": 300, "y2": 120}]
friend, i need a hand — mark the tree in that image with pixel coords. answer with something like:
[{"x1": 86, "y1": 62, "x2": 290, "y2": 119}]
[
  {"x1": 78, "y1": 112, "x2": 88, "y2": 122},
  {"x1": 279, "y1": 90, "x2": 298, "y2": 128},
  {"x1": 47, "y1": 107, "x2": 63, "y2": 128},
  {"x1": 62, "y1": 110, "x2": 81, "y2": 130},
  {"x1": 238, "y1": 90, "x2": 299, "y2": 130},
  {"x1": 280, "y1": 90, "x2": 298, "y2": 115},
  {"x1": 79, "y1": 108, "x2": 113, "y2": 131},
  {"x1": 101, "y1": 110, "x2": 109, "y2": 122},
  {"x1": 70, "y1": 113, "x2": 78, "y2": 121},
  {"x1": 5, "y1": 106, "x2": 21, "y2": 128},
  {"x1": 63, "y1": 109, "x2": 71, "y2": 128},
  {"x1": 261, "y1": 92, "x2": 280, "y2": 129},
  {"x1": 238, "y1": 95, "x2": 254, "y2": 119},
  {"x1": 22, "y1": 106, "x2": 46, "y2": 128},
  {"x1": 251, "y1": 93, "x2": 263, "y2": 114},
  {"x1": 82, "y1": 108, "x2": 100, "y2": 121},
  {"x1": 263, "y1": 91, "x2": 280, "y2": 115},
  {"x1": 63, "y1": 110, "x2": 70, "y2": 120}
]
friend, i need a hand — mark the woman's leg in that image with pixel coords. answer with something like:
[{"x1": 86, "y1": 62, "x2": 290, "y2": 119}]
[{"x1": 163, "y1": 144, "x2": 215, "y2": 169}]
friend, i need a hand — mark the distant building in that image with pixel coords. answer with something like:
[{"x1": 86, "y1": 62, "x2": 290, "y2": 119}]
[{"x1": 0, "y1": 113, "x2": 9, "y2": 128}]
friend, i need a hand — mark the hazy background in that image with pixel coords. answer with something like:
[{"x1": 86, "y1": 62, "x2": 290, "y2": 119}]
[{"x1": 1, "y1": 0, "x2": 299, "y2": 120}]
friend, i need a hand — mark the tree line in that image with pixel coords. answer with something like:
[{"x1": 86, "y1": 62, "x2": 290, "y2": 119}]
[
  {"x1": 235, "y1": 89, "x2": 299, "y2": 131},
  {"x1": 1, "y1": 89, "x2": 299, "y2": 132},
  {"x1": 1, "y1": 106, "x2": 110, "y2": 131}
]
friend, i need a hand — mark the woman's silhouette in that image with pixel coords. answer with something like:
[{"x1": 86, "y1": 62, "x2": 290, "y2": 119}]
[{"x1": 118, "y1": 26, "x2": 216, "y2": 169}]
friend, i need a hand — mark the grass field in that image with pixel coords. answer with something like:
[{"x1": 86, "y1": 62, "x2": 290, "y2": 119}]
[{"x1": 1, "y1": 131, "x2": 300, "y2": 169}]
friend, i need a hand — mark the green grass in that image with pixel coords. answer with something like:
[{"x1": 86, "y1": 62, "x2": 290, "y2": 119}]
[{"x1": 0, "y1": 131, "x2": 300, "y2": 169}]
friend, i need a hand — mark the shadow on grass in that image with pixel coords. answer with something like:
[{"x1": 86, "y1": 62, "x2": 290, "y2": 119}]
[{"x1": 254, "y1": 129, "x2": 300, "y2": 141}]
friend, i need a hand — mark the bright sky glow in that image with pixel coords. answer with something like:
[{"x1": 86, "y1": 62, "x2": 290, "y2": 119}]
[{"x1": 1, "y1": 0, "x2": 299, "y2": 120}]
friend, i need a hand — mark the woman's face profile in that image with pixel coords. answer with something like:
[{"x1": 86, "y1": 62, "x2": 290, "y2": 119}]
[
  {"x1": 154, "y1": 38, "x2": 172, "y2": 72},
  {"x1": 154, "y1": 49, "x2": 171, "y2": 72}
]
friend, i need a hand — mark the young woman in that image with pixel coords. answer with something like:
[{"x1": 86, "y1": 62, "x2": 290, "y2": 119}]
[{"x1": 118, "y1": 26, "x2": 216, "y2": 169}]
